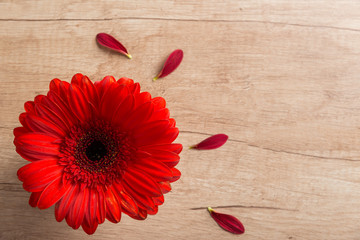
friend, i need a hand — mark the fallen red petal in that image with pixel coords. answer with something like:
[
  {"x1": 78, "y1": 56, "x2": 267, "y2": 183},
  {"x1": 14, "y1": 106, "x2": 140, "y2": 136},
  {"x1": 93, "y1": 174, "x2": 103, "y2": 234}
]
[
  {"x1": 191, "y1": 134, "x2": 228, "y2": 150},
  {"x1": 208, "y1": 207, "x2": 245, "y2": 234},
  {"x1": 153, "y1": 49, "x2": 183, "y2": 81},
  {"x1": 96, "y1": 33, "x2": 132, "y2": 59}
]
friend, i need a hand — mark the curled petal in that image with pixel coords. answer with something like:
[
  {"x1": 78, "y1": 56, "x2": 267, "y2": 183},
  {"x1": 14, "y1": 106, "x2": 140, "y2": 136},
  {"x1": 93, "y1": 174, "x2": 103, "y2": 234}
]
[
  {"x1": 208, "y1": 207, "x2": 245, "y2": 234},
  {"x1": 153, "y1": 49, "x2": 183, "y2": 81},
  {"x1": 191, "y1": 134, "x2": 228, "y2": 150},
  {"x1": 96, "y1": 33, "x2": 132, "y2": 59}
]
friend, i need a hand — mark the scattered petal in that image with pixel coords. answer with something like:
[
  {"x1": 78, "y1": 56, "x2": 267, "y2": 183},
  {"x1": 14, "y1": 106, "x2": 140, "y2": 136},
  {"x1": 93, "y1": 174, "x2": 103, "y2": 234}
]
[
  {"x1": 96, "y1": 33, "x2": 132, "y2": 59},
  {"x1": 191, "y1": 134, "x2": 228, "y2": 150},
  {"x1": 208, "y1": 207, "x2": 245, "y2": 234},
  {"x1": 153, "y1": 49, "x2": 183, "y2": 81}
]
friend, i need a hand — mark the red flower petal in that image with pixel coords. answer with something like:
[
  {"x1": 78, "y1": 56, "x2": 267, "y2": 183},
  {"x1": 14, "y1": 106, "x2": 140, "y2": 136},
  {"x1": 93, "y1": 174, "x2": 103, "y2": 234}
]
[
  {"x1": 191, "y1": 134, "x2": 228, "y2": 150},
  {"x1": 24, "y1": 101, "x2": 35, "y2": 114},
  {"x1": 29, "y1": 191, "x2": 42, "y2": 207},
  {"x1": 35, "y1": 103, "x2": 70, "y2": 132},
  {"x1": 138, "y1": 149, "x2": 180, "y2": 168},
  {"x1": 95, "y1": 75, "x2": 117, "y2": 99},
  {"x1": 151, "y1": 108, "x2": 170, "y2": 121},
  {"x1": 55, "y1": 185, "x2": 78, "y2": 222},
  {"x1": 14, "y1": 133, "x2": 60, "y2": 161},
  {"x1": 112, "y1": 182, "x2": 139, "y2": 218},
  {"x1": 170, "y1": 168, "x2": 181, "y2": 182},
  {"x1": 132, "y1": 120, "x2": 170, "y2": 141},
  {"x1": 128, "y1": 208, "x2": 147, "y2": 221},
  {"x1": 99, "y1": 84, "x2": 129, "y2": 121},
  {"x1": 117, "y1": 77, "x2": 134, "y2": 86},
  {"x1": 69, "y1": 84, "x2": 93, "y2": 122},
  {"x1": 169, "y1": 118, "x2": 176, "y2": 127},
  {"x1": 96, "y1": 33, "x2": 132, "y2": 59},
  {"x1": 132, "y1": 157, "x2": 173, "y2": 181},
  {"x1": 208, "y1": 207, "x2": 245, "y2": 234},
  {"x1": 128, "y1": 82, "x2": 140, "y2": 95},
  {"x1": 13, "y1": 127, "x2": 28, "y2": 138},
  {"x1": 71, "y1": 73, "x2": 100, "y2": 108},
  {"x1": 134, "y1": 127, "x2": 179, "y2": 147},
  {"x1": 46, "y1": 91, "x2": 79, "y2": 126},
  {"x1": 147, "y1": 205, "x2": 158, "y2": 215},
  {"x1": 158, "y1": 181, "x2": 171, "y2": 194},
  {"x1": 153, "y1": 49, "x2": 183, "y2": 81},
  {"x1": 122, "y1": 181, "x2": 155, "y2": 212},
  {"x1": 96, "y1": 187, "x2": 106, "y2": 224},
  {"x1": 25, "y1": 113, "x2": 66, "y2": 138},
  {"x1": 81, "y1": 214, "x2": 99, "y2": 235},
  {"x1": 152, "y1": 195, "x2": 164, "y2": 206},
  {"x1": 85, "y1": 188, "x2": 98, "y2": 226},
  {"x1": 123, "y1": 168, "x2": 162, "y2": 197},
  {"x1": 17, "y1": 160, "x2": 63, "y2": 192},
  {"x1": 135, "y1": 92, "x2": 152, "y2": 108},
  {"x1": 111, "y1": 95, "x2": 135, "y2": 127},
  {"x1": 140, "y1": 143, "x2": 183, "y2": 154},
  {"x1": 121, "y1": 102, "x2": 154, "y2": 130},
  {"x1": 49, "y1": 78, "x2": 71, "y2": 104},
  {"x1": 37, "y1": 177, "x2": 70, "y2": 209},
  {"x1": 151, "y1": 97, "x2": 166, "y2": 110},
  {"x1": 105, "y1": 186, "x2": 122, "y2": 223},
  {"x1": 67, "y1": 186, "x2": 89, "y2": 229}
]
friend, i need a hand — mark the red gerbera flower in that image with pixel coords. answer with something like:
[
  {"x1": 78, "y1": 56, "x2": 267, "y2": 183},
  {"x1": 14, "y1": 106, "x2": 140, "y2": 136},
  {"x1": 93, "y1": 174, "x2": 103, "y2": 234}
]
[{"x1": 14, "y1": 74, "x2": 182, "y2": 234}]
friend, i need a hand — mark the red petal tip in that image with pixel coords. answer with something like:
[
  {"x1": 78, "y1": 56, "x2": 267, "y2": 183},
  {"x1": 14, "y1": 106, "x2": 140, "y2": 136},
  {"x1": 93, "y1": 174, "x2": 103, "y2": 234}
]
[
  {"x1": 96, "y1": 33, "x2": 131, "y2": 58},
  {"x1": 191, "y1": 134, "x2": 228, "y2": 150},
  {"x1": 208, "y1": 207, "x2": 245, "y2": 234},
  {"x1": 153, "y1": 49, "x2": 183, "y2": 81}
]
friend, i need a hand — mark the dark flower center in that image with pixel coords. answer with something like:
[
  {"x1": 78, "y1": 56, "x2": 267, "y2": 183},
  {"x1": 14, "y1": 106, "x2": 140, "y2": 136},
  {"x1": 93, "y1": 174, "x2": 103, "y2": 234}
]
[
  {"x1": 60, "y1": 121, "x2": 133, "y2": 187},
  {"x1": 86, "y1": 140, "x2": 107, "y2": 162}
]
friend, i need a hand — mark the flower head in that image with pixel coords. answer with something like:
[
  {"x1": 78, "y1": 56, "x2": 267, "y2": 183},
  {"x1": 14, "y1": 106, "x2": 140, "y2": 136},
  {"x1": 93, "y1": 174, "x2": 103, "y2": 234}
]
[{"x1": 15, "y1": 74, "x2": 182, "y2": 234}]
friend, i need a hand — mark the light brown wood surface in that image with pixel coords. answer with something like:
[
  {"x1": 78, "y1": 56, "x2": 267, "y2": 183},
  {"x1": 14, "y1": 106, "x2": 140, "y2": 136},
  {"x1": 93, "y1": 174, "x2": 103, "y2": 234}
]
[{"x1": 1, "y1": 1, "x2": 360, "y2": 239}]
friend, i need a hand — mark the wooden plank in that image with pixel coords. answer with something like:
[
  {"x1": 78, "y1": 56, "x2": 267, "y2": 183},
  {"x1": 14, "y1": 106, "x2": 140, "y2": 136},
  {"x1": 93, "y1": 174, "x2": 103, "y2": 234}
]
[
  {"x1": 1, "y1": 0, "x2": 360, "y2": 30},
  {"x1": 1, "y1": 7, "x2": 360, "y2": 240}
]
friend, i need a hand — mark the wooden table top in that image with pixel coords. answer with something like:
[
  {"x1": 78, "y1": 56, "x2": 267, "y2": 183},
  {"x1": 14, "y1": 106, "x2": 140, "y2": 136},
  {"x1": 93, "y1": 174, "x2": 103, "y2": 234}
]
[{"x1": 1, "y1": 1, "x2": 360, "y2": 239}]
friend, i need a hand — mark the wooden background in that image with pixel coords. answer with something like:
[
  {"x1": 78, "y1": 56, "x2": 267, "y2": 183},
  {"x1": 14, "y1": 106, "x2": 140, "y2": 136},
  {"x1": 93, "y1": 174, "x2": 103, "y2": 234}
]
[{"x1": 1, "y1": 1, "x2": 360, "y2": 239}]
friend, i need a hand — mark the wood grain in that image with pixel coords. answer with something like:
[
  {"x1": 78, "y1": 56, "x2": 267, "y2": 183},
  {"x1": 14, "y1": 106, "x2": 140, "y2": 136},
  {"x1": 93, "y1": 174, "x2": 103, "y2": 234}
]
[{"x1": 1, "y1": 1, "x2": 360, "y2": 239}]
